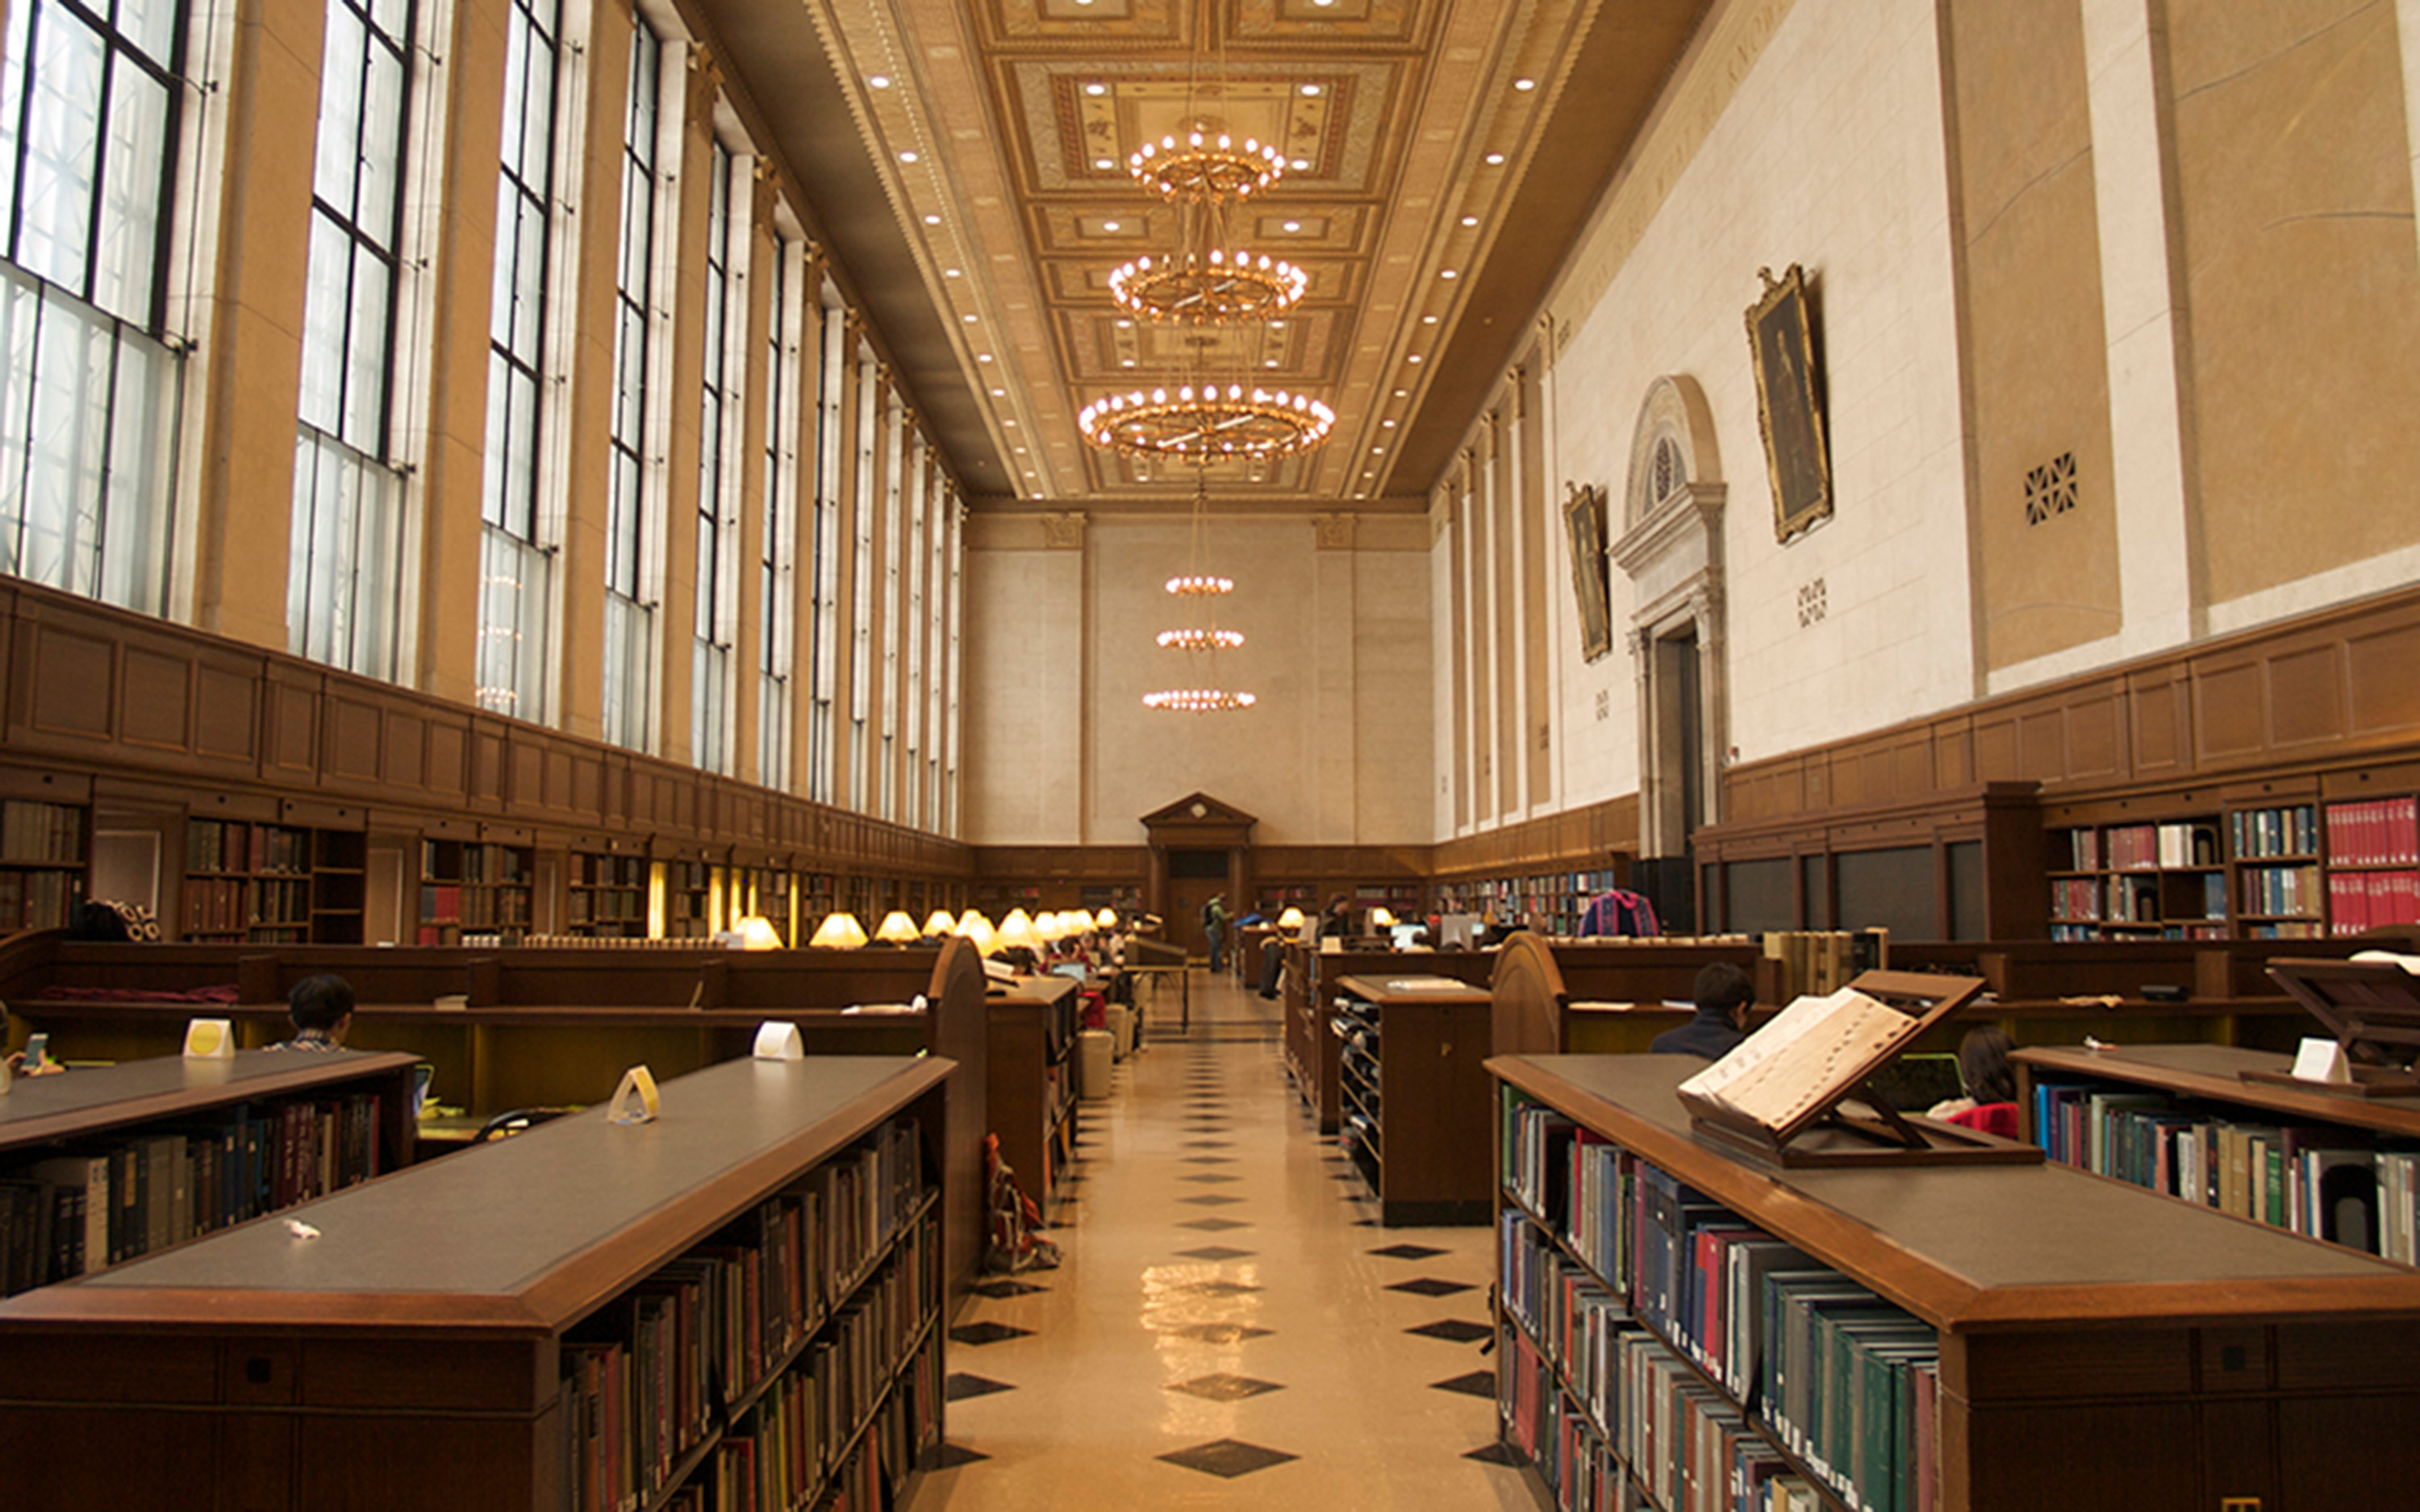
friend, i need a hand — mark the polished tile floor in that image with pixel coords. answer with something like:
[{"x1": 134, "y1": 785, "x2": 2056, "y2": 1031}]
[{"x1": 918, "y1": 972, "x2": 1535, "y2": 1510}]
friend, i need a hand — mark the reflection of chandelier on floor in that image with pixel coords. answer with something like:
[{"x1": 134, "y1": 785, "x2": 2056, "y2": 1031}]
[{"x1": 1142, "y1": 473, "x2": 1255, "y2": 713}]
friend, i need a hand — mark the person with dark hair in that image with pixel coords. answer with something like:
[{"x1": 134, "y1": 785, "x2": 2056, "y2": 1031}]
[
  {"x1": 1317, "y1": 894, "x2": 1353, "y2": 940},
  {"x1": 1650, "y1": 962, "x2": 1756, "y2": 1059},
  {"x1": 1936, "y1": 1027, "x2": 2020, "y2": 1139},
  {"x1": 273, "y1": 974, "x2": 356, "y2": 1052}
]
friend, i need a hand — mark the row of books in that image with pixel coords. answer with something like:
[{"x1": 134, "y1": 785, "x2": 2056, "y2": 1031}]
[
  {"x1": 2105, "y1": 821, "x2": 2220, "y2": 871},
  {"x1": 2327, "y1": 868, "x2": 2420, "y2": 935},
  {"x1": 560, "y1": 1119, "x2": 932, "y2": 1512},
  {"x1": 1760, "y1": 931, "x2": 1887, "y2": 1003},
  {"x1": 0, "y1": 798, "x2": 83, "y2": 864},
  {"x1": 2326, "y1": 796, "x2": 2420, "y2": 868},
  {"x1": 2233, "y1": 803, "x2": 2318, "y2": 860},
  {"x1": 0, "y1": 867, "x2": 79, "y2": 929},
  {"x1": 1504, "y1": 1322, "x2": 1816, "y2": 1512},
  {"x1": 2240, "y1": 863, "x2": 2322, "y2": 919},
  {"x1": 570, "y1": 888, "x2": 649, "y2": 923},
  {"x1": 2032, "y1": 1081, "x2": 2420, "y2": 1260},
  {"x1": 576, "y1": 852, "x2": 649, "y2": 886},
  {"x1": 186, "y1": 818, "x2": 310, "y2": 876},
  {"x1": 0, "y1": 1092, "x2": 389, "y2": 1294},
  {"x1": 1503, "y1": 1096, "x2": 1940, "y2": 1512},
  {"x1": 421, "y1": 839, "x2": 531, "y2": 884},
  {"x1": 183, "y1": 877, "x2": 313, "y2": 934},
  {"x1": 418, "y1": 882, "x2": 535, "y2": 927}
]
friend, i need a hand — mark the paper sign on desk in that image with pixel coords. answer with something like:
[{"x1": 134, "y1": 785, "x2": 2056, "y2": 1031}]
[
  {"x1": 183, "y1": 1018, "x2": 235, "y2": 1059},
  {"x1": 753, "y1": 1021, "x2": 804, "y2": 1060},
  {"x1": 608, "y1": 1064, "x2": 662, "y2": 1124},
  {"x1": 0, "y1": 1054, "x2": 11, "y2": 1094},
  {"x1": 2289, "y1": 1036, "x2": 2353, "y2": 1085}
]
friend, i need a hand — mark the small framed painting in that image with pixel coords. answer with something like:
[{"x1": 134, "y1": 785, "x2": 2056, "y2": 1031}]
[{"x1": 1746, "y1": 264, "x2": 1833, "y2": 544}]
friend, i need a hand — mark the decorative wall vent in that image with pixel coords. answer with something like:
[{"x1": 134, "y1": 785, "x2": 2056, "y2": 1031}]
[
  {"x1": 2025, "y1": 452, "x2": 2078, "y2": 525},
  {"x1": 1797, "y1": 577, "x2": 1827, "y2": 627}
]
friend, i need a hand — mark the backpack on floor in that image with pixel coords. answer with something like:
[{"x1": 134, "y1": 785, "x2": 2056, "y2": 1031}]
[{"x1": 983, "y1": 1133, "x2": 1060, "y2": 1274}]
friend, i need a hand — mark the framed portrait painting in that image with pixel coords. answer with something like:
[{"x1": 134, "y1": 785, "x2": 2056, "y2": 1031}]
[
  {"x1": 1562, "y1": 481, "x2": 1613, "y2": 662},
  {"x1": 1746, "y1": 264, "x2": 1833, "y2": 544}
]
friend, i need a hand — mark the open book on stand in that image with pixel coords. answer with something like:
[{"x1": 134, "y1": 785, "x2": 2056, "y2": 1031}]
[{"x1": 1675, "y1": 970, "x2": 2038, "y2": 1168}]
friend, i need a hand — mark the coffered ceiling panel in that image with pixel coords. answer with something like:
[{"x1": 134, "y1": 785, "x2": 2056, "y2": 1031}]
[{"x1": 720, "y1": 0, "x2": 1711, "y2": 512}]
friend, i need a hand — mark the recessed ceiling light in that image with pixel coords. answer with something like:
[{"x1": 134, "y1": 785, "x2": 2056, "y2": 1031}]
[
  {"x1": 1408, "y1": 354, "x2": 1423, "y2": 363},
  {"x1": 1084, "y1": 81, "x2": 1107, "y2": 96},
  {"x1": 1300, "y1": 84, "x2": 1322, "y2": 97},
  {"x1": 1371, "y1": 446, "x2": 1383, "y2": 455},
  {"x1": 991, "y1": 388, "x2": 1007, "y2": 396},
  {"x1": 1121, "y1": 359, "x2": 1136, "y2": 367},
  {"x1": 1513, "y1": 78, "x2": 1535, "y2": 91},
  {"x1": 1094, "y1": 158, "x2": 1115, "y2": 169},
  {"x1": 868, "y1": 74, "x2": 891, "y2": 89},
  {"x1": 1283, "y1": 220, "x2": 1301, "y2": 232},
  {"x1": 924, "y1": 214, "x2": 941, "y2": 225},
  {"x1": 1290, "y1": 157, "x2": 1311, "y2": 170},
  {"x1": 1383, "y1": 419, "x2": 1396, "y2": 427},
  {"x1": 899, "y1": 151, "x2": 918, "y2": 163},
  {"x1": 978, "y1": 353, "x2": 993, "y2": 362},
  {"x1": 1441, "y1": 269, "x2": 1457, "y2": 279},
  {"x1": 1116, "y1": 319, "x2": 1132, "y2": 328},
  {"x1": 945, "y1": 268, "x2": 961, "y2": 277},
  {"x1": 1485, "y1": 152, "x2": 1505, "y2": 165},
  {"x1": 1265, "y1": 359, "x2": 1279, "y2": 367},
  {"x1": 1103, "y1": 220, "x2": 1121, "y2": 231},
  {"x1": 1003, "y1": 419, "x2": 1016, "y2": 427},
  {"x1": 1393, "y1": 389, "x2": 1407, "y2": 398},
  {"x1": 1422, "y1": 314, "x2": 1437, "y2": 324},
  {"x1": 1460, "y1": 215, "x2": 1478, "y2": 227},
  {"x1": 962, "y1": 314, "x2": 977, "y2": 323},
  {"x1": 1016, "y1": 446, "x2": 1027, "y2": 453},
  {"x1": 1270, "y1": 319, "x2": 1286, "y2": 328}
]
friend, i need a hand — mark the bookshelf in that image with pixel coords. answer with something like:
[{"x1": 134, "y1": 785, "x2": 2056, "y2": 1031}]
[
  {"x1": 417, "y1": 839, "x2": 533, "y2": 945},
  {"x1": 0, "y1": 798, "x2": 85, "y2": 932},
  {"x1": 567, "y1": 849, "x2": 649, "y2": 939},
  {"x1": 2322, "y1": 793, "x2": 2420, "y2": 935},
  {"x1": 308, "y1": 829, "x2": 367, "y2": 944},
  {"x1": 2045, "y1": 816, "x2": 2226, "y2": 942},
  {"x1": 2232, "y1": 801, "x2": 2324, "y2": 939},
  {"x1": 182, "y1": 818, "x2": 319, "y2": 943},
  {"x1": 0, "y1": 1048, "x2": 419, "y2": 1297},
  {"x1": 1492, "y1": 1052, "x2": 2420, "y2": 1511},
  {"x1": 1435, "y1": 868, "x2": 1625, "y2": 936},
  {"x1": 1333, "y1": 974, "x2": 1496, "y2": 1225},
  {"x1": 987, "y1": 974, "x2": 1080, "y2": 1206},
  {"x1": 0, "y1": 1055, "x2": 952, "y2": 1510},
  {"x1": 2013, "y1": 1042, "x2": 2420, "y2": 1264},
  {"x1": 1280, "y1": 947, "x2": 1492, "y2": 1134}
]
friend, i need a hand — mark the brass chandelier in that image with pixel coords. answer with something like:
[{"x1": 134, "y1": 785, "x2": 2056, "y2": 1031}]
[
  {"x1": 1143, "y1": 473, "x2": 1254, "y2": 713},
  {"x1": 1078, "y1": 381, "x2": 1335, "y2": 462}
]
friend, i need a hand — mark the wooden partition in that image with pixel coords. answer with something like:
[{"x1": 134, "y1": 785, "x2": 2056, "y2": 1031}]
[
  {"x1": 1488, "y1": 933, "x2": 1775, "y2": 1056},
  {"x1": 0, "y1": 931, "x2": 992, "y2": 1297}
]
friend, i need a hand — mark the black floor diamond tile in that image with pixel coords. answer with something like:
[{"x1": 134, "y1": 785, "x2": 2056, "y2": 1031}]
[
  {"x1": 1179, "y1": 1193, "x2": 1244, "y2": 1207},
  {"x1": 1183, "y1": 1139, "x2": 1233, "y2": 1149},
  {"x1": 1387, "y1": 1277, "x2": 1477, "y2": 1297},
  {"x1": 945, "y1": 1372, "x2": 1016, "y2": 1402},
  {"x1": 1166, "y1": 1372, "x2": 1283, "y2": 1402},
  {"x1": 1176, "y1": 1245, "x2": 1255, "y2": 1261},
  {"x1": 1158, "y1": 1321, "x2": 1275, "y2": 1344},
  {"x1": 949, "y1": 1321, "x2": 1035, "y2": 1347},
  {"x1": 1184, "y1": 1279, "x2": 1263, "y2": 1296},
  {"x1": 1465, "y1": 1443, "x2": 1525, "y2": 1467},
  {"x1": 1353, "y1": 1218, "x2": 1379, "y2": 1226},
  {"x1": 934, "y1": 1442, "x2": 991, "y2": 1468},
  {"x1": 1369, "y1": 1243, "x2": 1449, "y2": 1261},
  {"x1": 1179, "y1": 1155, "x2": 1236, "y2": 1165},
  {"x1": 969, "y1": 1280, "x2": 1048, "y2": 1300},
  {"x1": 1158, "y1": 1439, "x2": 1299, "y2": 1480},
  {"x1": 1180, "y1": 1173, "x2": 1241, "y2": 1185},
  {"x1": 1407, "y1": 1318, "x2": 1492, "y2": 1343},
  {"x1": 1432, "y1": 1370, "x2": 1496, "y2": 1397},
  {"x1": 1179, "y1": 1217, "x2": 1249, "y2": 1231}
]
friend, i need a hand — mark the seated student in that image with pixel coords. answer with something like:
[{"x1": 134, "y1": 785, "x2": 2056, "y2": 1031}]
[
  {"x1": 1930, "y1": 1027, "x2": 2020, "y2": 1139},
  {"x1": 270, "y1": 974, "x2": 355, "y2": 1052},
  {"x1": 1648, "y1": 962, "x2": 1756, "y2": 1060},
  {"x1": 1316, "y1": 894, "x2": 1353, "y2": 940}
]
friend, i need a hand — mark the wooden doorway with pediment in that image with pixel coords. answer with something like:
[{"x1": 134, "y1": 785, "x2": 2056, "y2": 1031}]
[{"x1": 1141, "y1": 793, "x2": 1257, "y2": 962}]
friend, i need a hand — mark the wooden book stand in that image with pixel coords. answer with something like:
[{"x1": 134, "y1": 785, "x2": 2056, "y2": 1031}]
[
  {"x1": 2246, "y1": 956, "x2": 2420, "y2": 1098},
  {"x1": 1678, "y1": 969, "x2": 2040, "y2": 1168}
]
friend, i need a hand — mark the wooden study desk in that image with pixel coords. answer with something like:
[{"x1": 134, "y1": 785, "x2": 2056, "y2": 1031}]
[
  {"x1": 987, "y1": 974, "x2": 1081, "y2": 1206},
  {"x1": 0, "y1": 1055, "x2": 953, "y2": 1511},
  {"x1": 1283, "y1": 944, "x2": 1492, "y2": 1133},
  {"x1": 1333, "y1": 973, "x2": 1496, "y2": 1225},
  {"x1": 1492, "y1": 1052, "x2": 2420, "y2": 1510}
]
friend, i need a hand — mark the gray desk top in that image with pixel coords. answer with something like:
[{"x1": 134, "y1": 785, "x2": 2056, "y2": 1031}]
[{"x1": 0, "y1": 1048, "x2": 419, "y2": 1153}]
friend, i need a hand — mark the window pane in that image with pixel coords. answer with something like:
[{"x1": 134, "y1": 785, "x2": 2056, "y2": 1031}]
[
  {"x1": 16, "y1": 11, "x2": 106, "y2": 295},
  {"x1": 356, "y1": 35, "x2": 406, "y2": 235},
  {"x1": 114, "y1": 0, "x2": 179, "y2": 68},
  {"x1": 93, "y1": 63, "x2": 170, "y2": 319},
  {"x1": 313, "y1": 5, "x2": 366, "y2": 209},
  {"x1": 22, "y1": 300, "x2": 112, "y2": 591},
  {"x1": 297, "y1": 216, "x2": 349, "y2": 430},
  {"x1": 342, "y1": 249, "x2": 390, "y2": 442}
]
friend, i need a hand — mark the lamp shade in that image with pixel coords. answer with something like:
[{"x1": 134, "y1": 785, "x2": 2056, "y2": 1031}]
[
  {"x1": 1034, "y1": 912, "x2": 1064, "y2": 944},
  {"x1": 1276, "y1": 906, "x2": 1304, "y2": 930},
  {"x1": 736, "y1": 915, "x2": 784, "y2": 951},
  {"x1": 1095, "y1": 907, "x2": 1118, "y2": 929},
  {"x1": 808, "y1": 911, "x2": 868, "y2": 949},
  {"x1": 924, "y1": 909, "x2": 957, "y2": 937},
  {"x1": 960, "y1": 914, "x2": 999, "y2": 955},
  {"x1": 874, "y1": 910, "x2": 921, "y2": 944},
  {"x1": 996, "y1": 908, "x2": 1040, "y2": 952},
  {"x1": 1063, "y1": 910, "x2": 1093, "y2": 936},
  {"x1": 1369, "y1": 906, "x2": 1396, "y2": 929}
]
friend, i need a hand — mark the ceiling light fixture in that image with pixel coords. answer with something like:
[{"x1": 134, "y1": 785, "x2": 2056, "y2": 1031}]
[
  {"x1": 1079, "y1": 383, "x2": 1334, "y2": 460},
  {"x1": 1145, "y1": 473, "x2": 1254, "y2": 714}
]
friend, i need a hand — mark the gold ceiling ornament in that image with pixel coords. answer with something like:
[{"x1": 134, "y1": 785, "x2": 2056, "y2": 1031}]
[
  {"x1": 1079, "y1": 381, "x2": 1336, "y2": 461},
  {"x1": 1144, "y1": 473, "x2": 1255, "y2": 714},
  {"x1": 1108, "y1": 245, "x2": 1307, "y2": 327},
  {"x1": 1128, "y1": 130, "x2": 1285, "y2": 202}
]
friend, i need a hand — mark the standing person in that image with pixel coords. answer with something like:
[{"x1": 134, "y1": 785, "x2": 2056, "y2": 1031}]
[
  {"x1": 1318, "y1": 893, "x2": 1353, "y2": 940},
  {"x1": 270, "y1": 975, "x2": 356, "y2": 1052},
  {"x1": 1204, "y1": 894, "x2": 1230, "y2": 975}
]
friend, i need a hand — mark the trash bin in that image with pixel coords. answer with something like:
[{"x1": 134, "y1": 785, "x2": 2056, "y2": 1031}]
[
  {"x1": 1078, "y1": 1028, "x2": 1115, "y2": 1099},
  {"x1": 1106, "y1": 1002, "x2": 1136, "y2": 1060}
]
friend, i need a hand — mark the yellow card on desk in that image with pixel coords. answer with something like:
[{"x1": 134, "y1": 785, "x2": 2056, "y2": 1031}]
[
  {"x1": 607, "y1": 1064, "x2": 661, "y2": 1124},
  {"x1": 183, "y1": 1018, "x2": 235, "y2": 1059}
]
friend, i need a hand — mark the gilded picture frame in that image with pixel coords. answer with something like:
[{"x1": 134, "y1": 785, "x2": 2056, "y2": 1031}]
[
  {"x1": 1562, "y1": 481, "x2": 1613, "y2": 663},
  {"x1": 1746, "y1": 264, "x2": 1833, "y2": 544}
]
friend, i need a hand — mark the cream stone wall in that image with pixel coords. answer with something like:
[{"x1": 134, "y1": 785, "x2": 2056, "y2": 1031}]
[
  {"x1": 961, "y1": 513, "x2": 1433, "y2": 848},
  {"x1": 1517, "y1": 0, "x2": 1971, "y2": 807}
]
